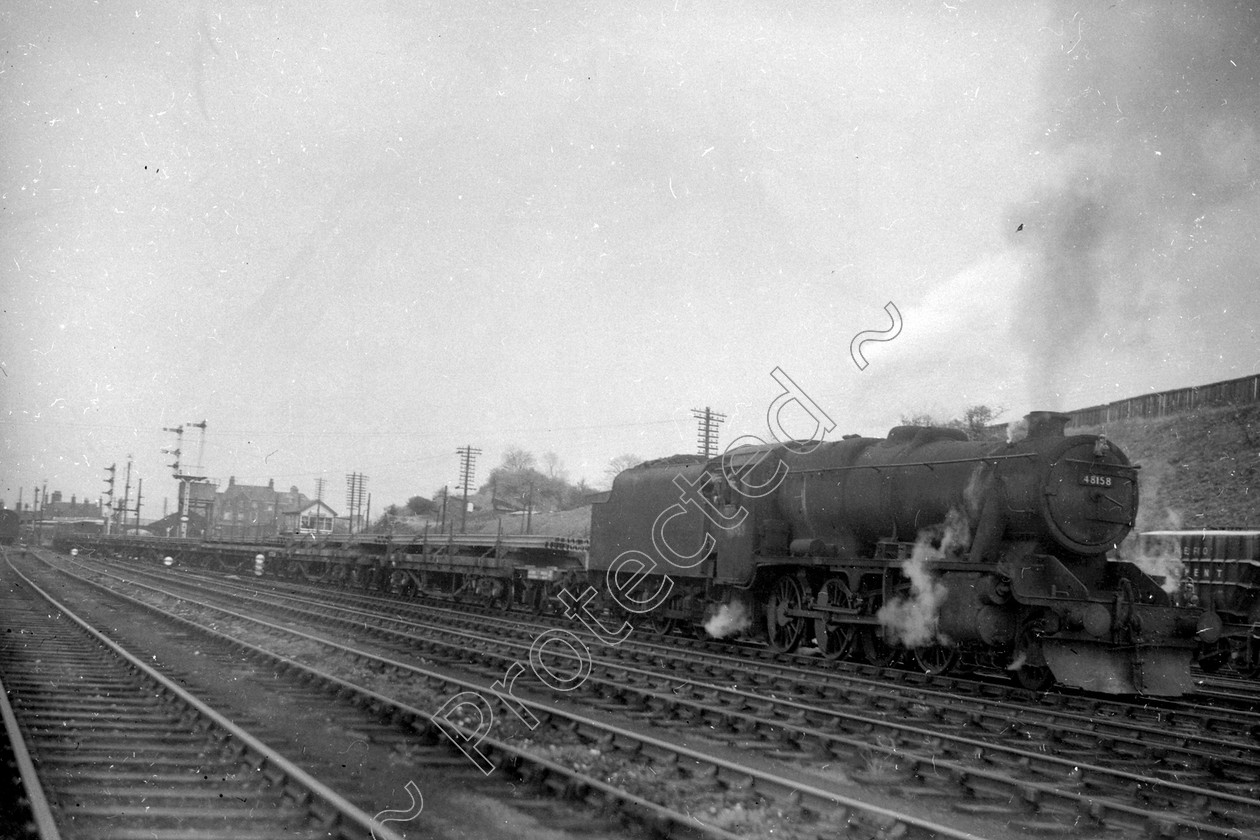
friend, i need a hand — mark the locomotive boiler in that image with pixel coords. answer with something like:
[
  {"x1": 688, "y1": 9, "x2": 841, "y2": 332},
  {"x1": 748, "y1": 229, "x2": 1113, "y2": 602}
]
[{"x1": 589, "y1": 411, "x2": 1206, "y2": 695}]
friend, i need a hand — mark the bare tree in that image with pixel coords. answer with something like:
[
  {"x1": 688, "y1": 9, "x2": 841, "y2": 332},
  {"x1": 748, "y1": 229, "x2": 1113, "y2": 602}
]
[
  {"x1": 960, "y1": 404, "x2": 1005, "y2": 440},
  {"x1": 604, "y1": 453, "x2": 643, "y2": 487},
  {"x1": 541, "y1": 451, "x2": 564, "y2": 479},
  {"x1": 900, "y1": 406, "x2": 1004, "y2": 440},
  {"x1": 500, "y1": 446, "x2": 536, "y2": 472},
  {"x1": 900, "y1": 411, "x2": 937, "y2": 427}
]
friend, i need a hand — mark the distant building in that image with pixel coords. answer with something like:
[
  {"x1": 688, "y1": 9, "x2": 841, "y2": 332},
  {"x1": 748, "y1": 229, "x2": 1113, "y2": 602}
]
[
  {"x1": 283, "y1": 499, "x2": 339, "y2": 535},
  {"x1": 43, "y1": 492, "x2": 103, "y2": 519},
  {"x1": 214, "y1": 478, "x2": 307, "y2": 540},
  {"x1": 10, "y1": 491, "x2": 107, "y2": 541},
  {"x1": 147, "y1": 511, "x2": 210, "y2": 538}
]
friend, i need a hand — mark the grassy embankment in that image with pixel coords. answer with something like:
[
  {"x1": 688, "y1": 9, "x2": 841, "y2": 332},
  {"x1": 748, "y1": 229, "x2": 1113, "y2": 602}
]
[{"x1": 1071, "y1": 403, "x2": 1260, "y2": 531}]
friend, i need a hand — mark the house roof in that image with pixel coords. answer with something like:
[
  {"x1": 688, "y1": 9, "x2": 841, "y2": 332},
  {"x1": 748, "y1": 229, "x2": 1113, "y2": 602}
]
[
  {"x1": 285, "y1": 499, "x2": 340, "y2": 517},
  {"x1": 221, "y1": 480, "x2": 305, "y2": 505}
]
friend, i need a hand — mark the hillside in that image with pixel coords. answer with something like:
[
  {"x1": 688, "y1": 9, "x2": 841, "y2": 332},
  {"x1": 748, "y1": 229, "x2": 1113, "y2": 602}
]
[
  {"x1": 463, "y1": 505, "x2": 593, "y2": 539},
  {"x1": 1069, "y1": 403, "x2": 1260, "y2": 530}
]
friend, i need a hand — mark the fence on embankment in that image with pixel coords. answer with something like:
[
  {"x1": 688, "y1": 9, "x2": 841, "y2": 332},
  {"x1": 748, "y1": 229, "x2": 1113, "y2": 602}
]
[{"x1": 1067, "y1": 373, "x2": 1260, "y2": 427}]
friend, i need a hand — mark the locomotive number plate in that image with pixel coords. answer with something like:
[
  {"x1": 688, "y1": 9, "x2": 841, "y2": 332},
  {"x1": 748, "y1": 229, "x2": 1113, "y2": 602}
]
[{"x1": 1080, "y1": 474, "x2": 1114, "y2": 487}]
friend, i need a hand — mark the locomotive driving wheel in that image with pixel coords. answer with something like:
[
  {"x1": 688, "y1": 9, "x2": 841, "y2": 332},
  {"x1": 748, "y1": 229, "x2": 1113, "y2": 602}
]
[
  {"x1": 911, "y1": 643, "x2": 959, "y2": 676},
  {"x1": 814, "y1": 577, "x2": 857, "y2": 661},
  {"x1": 765, "y1": 574, "x2": 809, "y2": 653},
  {"x1": 856, "y1": 583, "x2": 900, "y2": 667}
]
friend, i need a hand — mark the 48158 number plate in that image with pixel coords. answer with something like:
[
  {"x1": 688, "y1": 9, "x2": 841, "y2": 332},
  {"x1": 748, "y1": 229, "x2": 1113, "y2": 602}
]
[{"x1": 1081, "y1": 474, "x2": 1114, "y2": 487}]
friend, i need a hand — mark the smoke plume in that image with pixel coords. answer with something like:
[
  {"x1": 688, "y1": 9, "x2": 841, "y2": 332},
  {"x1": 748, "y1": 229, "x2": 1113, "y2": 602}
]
[{"x1": 1010, "y1": 4, "x2": 1260, "y2": 407}]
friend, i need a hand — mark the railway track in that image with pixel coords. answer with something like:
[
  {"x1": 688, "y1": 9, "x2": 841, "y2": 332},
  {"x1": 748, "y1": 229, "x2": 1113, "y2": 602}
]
[
  {"x1": 50, "y1": 551, "x2": 1260, "y2": 839},
  {"x1": 24, "y1": 551, "x2": 1013, "y2": 840},
  {"x1": 127, "y1": 555, "x2": 1260, "y2": 742},
  {"x1": 0, "y1": 549, "x2": 402, "y2": 840},
  {"x1": 7, "y1": 547, "x2": 773, "y2": 840},
  {"x1": 378, "y1": 579, "x2": 1260, "y2": 730}
]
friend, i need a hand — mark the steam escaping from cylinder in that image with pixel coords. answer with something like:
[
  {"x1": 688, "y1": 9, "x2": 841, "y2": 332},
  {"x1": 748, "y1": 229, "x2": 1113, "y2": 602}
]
[
  {"x1": 1117, "y1": 525, "x2": 1189, "y2": 599},
  {"x1": 704, "y1": 601, "x2": 752, "y2": 639},
  {"x1": 877, "y1": 508, "x2": 971, "y2": 648}
]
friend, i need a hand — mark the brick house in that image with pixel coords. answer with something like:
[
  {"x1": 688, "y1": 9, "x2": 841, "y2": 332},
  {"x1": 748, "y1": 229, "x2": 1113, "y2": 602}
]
[{"x1": 214, "y1": 478, "x2": 307, "y2": 540}]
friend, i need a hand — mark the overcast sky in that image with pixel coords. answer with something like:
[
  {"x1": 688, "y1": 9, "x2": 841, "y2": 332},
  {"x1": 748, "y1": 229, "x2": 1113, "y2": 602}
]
[{"x1": 3, "y1": 1, "x2": 1257, "y2": 515}]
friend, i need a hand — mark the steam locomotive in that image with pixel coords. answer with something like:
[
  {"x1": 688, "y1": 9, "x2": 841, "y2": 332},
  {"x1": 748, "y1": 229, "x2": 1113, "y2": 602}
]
[
  {"x1": 54, "y1": 411, "x2": 1209, "y2": 696},
  {"x1": 589, "y1": 411, "x2": 1209, "y2": 696}
]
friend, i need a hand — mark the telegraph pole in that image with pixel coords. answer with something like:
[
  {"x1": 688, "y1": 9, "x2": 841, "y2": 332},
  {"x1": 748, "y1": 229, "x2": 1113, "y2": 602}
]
[
  {"x1": 455, "y1": 446, "x2": 481, "y2": 534},
  {"x1": 691, "y1": 406, "x2": 727, "y2": 458},
  {"x1": 345, "y1": 472, "x2": 367, "y2": 535},
  {"x1": 120, "y1": 457, "x2": 133, "y2": 534},
  {"x1": 523, "y1": 481, "x2": 534, "y2": 535},
  {"x1": 134, "y1": 479, "x2": 142, "y2": 533},
  {"x1": 102, "y1": 464, "x2": 116, "y2": 535}
]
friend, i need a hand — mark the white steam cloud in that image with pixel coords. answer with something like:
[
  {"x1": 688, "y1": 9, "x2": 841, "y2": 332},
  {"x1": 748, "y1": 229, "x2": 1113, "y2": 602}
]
[
  {"x1": 1117, "y1": 520, "x2": 1189, "y2": 599},
  {"x1": 704, "y1": 601, "x2": 752, "y2": 639},
  {"x1": 877, "y1": 508, "x2": 971, "y2": 648}
]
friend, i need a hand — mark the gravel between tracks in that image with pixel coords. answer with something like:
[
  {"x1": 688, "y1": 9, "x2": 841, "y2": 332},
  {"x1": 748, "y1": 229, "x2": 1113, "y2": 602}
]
[{"x1": 10, "y1": 551, "x2": 668, "y2": 840}]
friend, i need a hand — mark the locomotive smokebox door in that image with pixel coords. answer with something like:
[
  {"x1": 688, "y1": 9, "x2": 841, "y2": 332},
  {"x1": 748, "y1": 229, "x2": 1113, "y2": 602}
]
[{"x1": 1042, "y1": 439, "x2": 1138, "y2": 553}]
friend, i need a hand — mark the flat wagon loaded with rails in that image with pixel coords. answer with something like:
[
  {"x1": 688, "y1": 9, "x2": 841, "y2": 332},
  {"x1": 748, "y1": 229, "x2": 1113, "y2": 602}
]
[
  {"x1": 55, "y1": 411, "x2": 1213, "y2": 696},
  {"x1": 1141, "y1": 529, "x2": 1260, "y2": 677},
  {"x1": 56, "y1": 529, "x2": 589, "y2": 613}
]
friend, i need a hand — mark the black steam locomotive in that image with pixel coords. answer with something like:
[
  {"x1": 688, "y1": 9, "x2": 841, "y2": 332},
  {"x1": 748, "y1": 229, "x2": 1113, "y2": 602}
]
[{"x1": 589, "y1": 411, "x2": 1208, "y2": 696}]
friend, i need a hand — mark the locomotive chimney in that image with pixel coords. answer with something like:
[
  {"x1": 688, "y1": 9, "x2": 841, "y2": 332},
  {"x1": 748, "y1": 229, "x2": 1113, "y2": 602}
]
[{"x1": 1024, "y1": 411, "x2": 1071, "y2": 439}]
